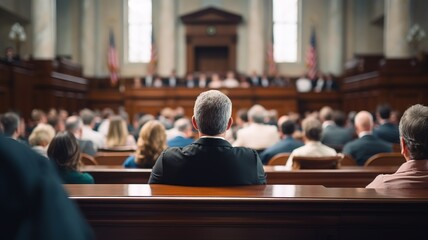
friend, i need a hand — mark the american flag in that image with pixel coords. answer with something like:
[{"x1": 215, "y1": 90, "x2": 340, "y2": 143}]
[
  {"x1": 147, "y1": 34, "x2": 157, "y2": 75},
  {"x1": 108, "y1": 29, "x2": 119, "y2": 86},
  {"x1": 306, "y1": 29, "x2": 318, "y2": 79}
]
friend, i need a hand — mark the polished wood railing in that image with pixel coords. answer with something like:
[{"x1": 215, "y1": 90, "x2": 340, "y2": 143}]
[{"x1": 66, "y1": 184, "x2": 428, "y2": 240}]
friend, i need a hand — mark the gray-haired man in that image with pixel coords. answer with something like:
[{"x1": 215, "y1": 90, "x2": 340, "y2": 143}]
[{"x1": 149, "y1": 90, "x2": 266, "y2": 186}]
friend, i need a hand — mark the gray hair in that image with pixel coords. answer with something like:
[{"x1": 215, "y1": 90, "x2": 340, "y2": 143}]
[
  {"x1": 302, "y1": 117, "x2": 322, "y2": 141},
  {"x1": 80, "y1": 108, "x2": 95, "y2": 125},
  {"x1": 248, "y1": 104, "x2": 266, "y2": 124},
  {"x1": 174, "y1": 118, "x2": 192, "y2": 132},
  {"x1": 65, "y1": 116, "x2": 83, "y2": 133},
  {"x1": 194, "y1": 90, "x2": 232, "y2": 135},
  {"x1": 399, "y1": 104, "x2": 428, "y2": 160}
]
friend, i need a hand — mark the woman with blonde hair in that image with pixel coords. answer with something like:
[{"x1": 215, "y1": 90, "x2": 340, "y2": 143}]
[
  {"x1": 29, "y1": 123, "x2": 56, "y2": 157},
  {"x1": 123, "y1": 120, "x2": 167, "y2": 168},
  {"x1": 105, "y1": 115, "x2": 136, "y2": 149}
]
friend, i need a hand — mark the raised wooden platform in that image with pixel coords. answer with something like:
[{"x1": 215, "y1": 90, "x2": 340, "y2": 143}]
[
  {"x1": 82, "y1": 165, "x2": 399, "y2": 187},
  {"x1": 66, "y1": 184, "x2": 428, "y2": 240}
]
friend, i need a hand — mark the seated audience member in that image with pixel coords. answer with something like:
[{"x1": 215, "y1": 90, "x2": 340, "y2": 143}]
[
  {"x1": 197, "y1": 72, "x2": 209, "y2": 88},
  {"x1": 164, "y1": 69, "x2": 179, "y2": 87},
  {"x1": 97, "y1": 107, "x2": 114, "y2": 136},
  {"x1": 343, "y1": 111, "x2": 392, "y2": 166},
  {"x1": 248, "y1": 70, "x2": 260, "y2": 86},
  {"x1": 124, "y1": 120, "x2": 167, "y2": 168},
  {"x1": 132, "y1": 113, "x2": 155, "y2": 141},
  {"x1": 319, "y1": 106, "x2": 334, "y2": 129},
  {"x1": 80, "y1": 108, "x2": 106, "y2": 149},
  {"x1": 48, "y1": 132, "x2": 94, "y2": 184},
  {"x1": 313, "y1": 72, "x2": 325, "y2": 92},
  {"x1": 0, "y1": 112, "x2": 21, "y2": 140},
  {"x1": 367, "y1": 104, "x2": 428, "y2": 188},
  {"x1": 285, "y1": 117, "x2": 337, "y2": 169},
  {"x1": 0, "y1": 136, "x2": 94, "y2": 239},
  {"x1": 106, "y1": 115, "x2": 137, "y2": 149},
  {"x1": 158, "y1": 107, "x2": 175, "y2": 130},
  {"x1": 144, "y1": 73, "x2": 154, "y2": 87},
  {"x1": 324, "y1": 73, "x2": 338, "y2": 91},
  {"x1": 47, "y1": 114, "x2": 65, "y2": 133},
  {"x1": 260, "y1": 120, "x2": 304, "y2": 165},
  {"x1": 167, "y1": 118, "x2": 194, "y2": 147},
  {"x1": 222, "y1": 71, "x2": 239, "y2": 88},
  {"x1": 153, "y1": 76, "x2": 163, "y2": 88},
  {"x1": 239, "y1": 74, "x2": 251, "y2": 88},
  {"x1": 233, "y1": 104, "x2": 280, "y2": 150},
  {"x1": 321, "y1": 110, "x2": 354, "y2": 147},
  {"x1": 208, "y1": 73, "x2": 223, "y2": 88},
  {"x1": 65, "y1": 116, "x2": 97, "y2": 156},
  {"x1": 272, "y1": 74, "x2": 289, "y2": 87},
  {"x1": 260, "y1": 73, "x2": 270, "y2": 87},
  {"x1": 296, "y1": 74, "x2": 312, "y2": 92},
  {"x1": 28, "y1": 123, "x2": 55, "y2": 157},
  {"x1": 374, "y1": 104, "x2": 400, "y2": 144},
  {"x1": 185, "y1": 72, "x2": 196, "y2": 88},
  {"x1": 149, "y1": 90, "x2": 266, "y2": 186}
]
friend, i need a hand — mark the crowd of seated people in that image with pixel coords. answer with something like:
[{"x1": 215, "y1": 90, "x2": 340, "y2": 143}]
[
  {"x1": 0, "y1": 98, "x2": 423, "y2": 187},
  {"x1": 138, "y1": 69, "x2": 292, "y2": 89}
]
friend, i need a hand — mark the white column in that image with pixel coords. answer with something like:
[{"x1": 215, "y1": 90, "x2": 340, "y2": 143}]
[
  {"x1": 32, "y1": 0, "x2": 56, "y2": 59},
  {"x1": 81, "y1": 0, "x2": 96, "y2": 76},
  {"x1": 327, "y1": 0, "x2": 344, "y2": 75},
  {"x1": 247, "y1": 0, "x2": 264, "y2": 74},
  {"x1": 158, "y1": 0, "x2": 176, "y2": 76},
  {"x1": 384, "y1": 0, "x2": 411, "y2": 58}
]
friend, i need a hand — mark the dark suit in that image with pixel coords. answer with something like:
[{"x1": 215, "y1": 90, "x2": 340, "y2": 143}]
[
  {"x1": 0, "y1": 137, "x2": 93, "y2": 240},
  {"x1": 259, "y1": 136, "x2": 304, "y2": 164},
  {"x1": 343, "y1": 134, "x2": 392, "y2": 166},
  {"x1": 247, "y1": 76, "x2": 261, "y2": 86},
  {"x1": 149, "y1": 137, "x2": 266, "y2": 186},
  {"x1": 373, "y1": 122, "x2": 400, "y2": 144},
  {"x1": 321, "y1": 125, "x2": 354, "y2": 146}
]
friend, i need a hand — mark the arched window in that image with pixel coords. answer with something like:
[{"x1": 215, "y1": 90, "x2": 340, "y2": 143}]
[
  {"x1": 126, "y1": 0, "x2": 152, "y2": 63},
  {"x1": 273, "y1": 0, "x2": 300, "y2": 63}
]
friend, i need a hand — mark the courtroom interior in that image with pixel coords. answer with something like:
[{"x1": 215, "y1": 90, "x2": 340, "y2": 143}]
[{"x1": 1, "y1": 0, "x2": 428, "y2": 239}]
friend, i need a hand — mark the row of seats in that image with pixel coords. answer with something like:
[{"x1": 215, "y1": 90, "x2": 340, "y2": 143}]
[
  {"x1": 266, "y1": 152, "x2": 405, "y2": 168},
  {"x1": 82, "y1": 151, "x2": 405, "y2": 169}
]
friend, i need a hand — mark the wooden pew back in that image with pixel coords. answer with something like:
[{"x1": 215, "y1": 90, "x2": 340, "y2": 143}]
[{"x1": 67, "y1": 184, "x2": 428, "y2": 240}]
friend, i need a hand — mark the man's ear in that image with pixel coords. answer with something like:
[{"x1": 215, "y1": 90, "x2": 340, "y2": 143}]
[
  {"x1": 226, "y1": 117, "x2": 233, "y2": 131},
  {"x1": 191, "y1": 116, "x2": 199, "y2": 131},
  {"x1": 400, "y1": 137, "x2": 410, "y2": 161}
]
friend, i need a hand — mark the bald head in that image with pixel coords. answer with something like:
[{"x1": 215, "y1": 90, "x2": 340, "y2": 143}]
[{"x1": 354, "y1": 111, "x2": 373, "y2": 133}]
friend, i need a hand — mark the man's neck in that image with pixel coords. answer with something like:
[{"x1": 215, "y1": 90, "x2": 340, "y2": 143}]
[{"x1": 199, "y1": 133, "x2": 226, "y2": 139}]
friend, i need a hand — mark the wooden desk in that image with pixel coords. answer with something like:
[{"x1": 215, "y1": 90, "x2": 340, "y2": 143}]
[
  {"x1": 82, "y1": 166, "x2": 399, "y2": 187},
  {"x1": 66, "y1": 184, "x2": 428, "y2": 240}
]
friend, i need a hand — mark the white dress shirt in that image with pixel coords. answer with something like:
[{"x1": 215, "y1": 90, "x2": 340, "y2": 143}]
[{"x1": 285, "y1": 141, "x2": 337, "y2": 169}]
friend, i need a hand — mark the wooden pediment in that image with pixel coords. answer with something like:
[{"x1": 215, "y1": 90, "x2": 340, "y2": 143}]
[{"x1": 180, "y1": 7, "x2": 242, "y2": 25}]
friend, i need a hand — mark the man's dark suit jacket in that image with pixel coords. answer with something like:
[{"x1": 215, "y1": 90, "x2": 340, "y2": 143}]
[
  {"x1": 373, "y1": 122, "x2": 400, "y2": 144},
  {"x1": 259, "y1": 136, "x2": 304, "y2": 165},
  {"x1": 343, "y1": 134, "x2": 392, "y2": 166},
  {"x1": 149, "y1": 137, "x2": 266, "y2": 186},
  {"x1": 321, "y1": 125, "x2": 354, "y2": 146}
]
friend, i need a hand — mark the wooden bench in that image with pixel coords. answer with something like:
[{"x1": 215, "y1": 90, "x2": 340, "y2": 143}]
[
  {"x1": 82, "y1": 165, "x2": 399, "y2": 187},
  {"x1": 66, "y1": 184, "x2": 428, "y2": 240}
]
